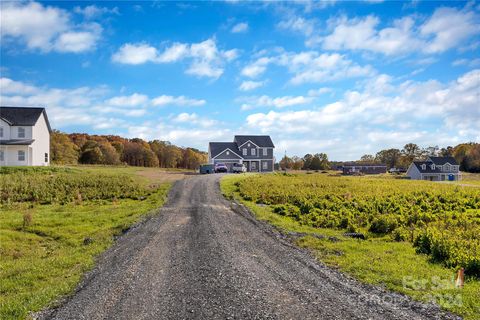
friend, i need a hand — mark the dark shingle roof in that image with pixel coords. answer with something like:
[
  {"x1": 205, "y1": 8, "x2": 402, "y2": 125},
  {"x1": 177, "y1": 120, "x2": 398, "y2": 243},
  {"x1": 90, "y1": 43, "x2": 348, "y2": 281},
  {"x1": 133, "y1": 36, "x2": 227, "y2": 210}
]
[
  {"x1": 0, "y1": 106, "x2": 52, "y2": 132},
  {"x1": 428, "y1": 156, "x2": 458, "y2": 166},
  {"x1": 412, "y1": 161, "x2": 442, "y2": 173},
  {"x1": 0, "y1": 139, "x2": 35, "y2": 145},
  {"x1": 209, "y1": 142, "x2": 239, "y2": 158},
  {"x1": 234, "y1": 135, "x2": 274, "y2": 148}
]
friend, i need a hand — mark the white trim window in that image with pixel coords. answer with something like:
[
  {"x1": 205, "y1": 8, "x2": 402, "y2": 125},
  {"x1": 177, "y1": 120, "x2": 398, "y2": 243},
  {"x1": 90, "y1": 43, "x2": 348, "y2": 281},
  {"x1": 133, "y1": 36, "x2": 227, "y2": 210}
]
[
  {"x1": 262, "y1": 161, "x2": 268, "y2": 169},
  {"x1": 18, "y1": 127, "x2": 25, "y2": 138},
  {"x1": 243, "y1": 148, "x2": 247, "y2": 156},
  {"x1": 262, "y1": 148, "x2": 267, "y2": 156},
  {"x1": 251, "y1": 148, "x2": 256, "y2": 156},
  {"x1": 0, "y1": 150, "x2": 4, "y2": 161},
  {"x1": 18, "y1": 150, "x2": 25, "y2": 161},
  {"x1": 251, "y1": 161, "x2": 257, "y2": 169},
  {"x1": 0, "y1": 127, "x2": 3, "y2": 138}
]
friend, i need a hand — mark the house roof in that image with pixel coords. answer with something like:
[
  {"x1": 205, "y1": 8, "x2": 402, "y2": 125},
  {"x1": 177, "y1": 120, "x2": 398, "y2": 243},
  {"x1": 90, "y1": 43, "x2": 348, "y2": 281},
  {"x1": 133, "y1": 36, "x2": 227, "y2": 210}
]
[
  {"x1": 412, "y1": 161, "x2": 443, "y2": 173},
  {"x1": 0, "y1": 106, "x2": 52, "y2": 132},
  {"x1": 428, "y1": 156, "x2": 458, "y2": 166},
  {"x1": 343, "y1": 163, "x2": 386, "y2": 167},
  {"x1": 234, "y1": 135, "x2": 274, "y2": 148},
  {"x1": 209, "y1": 142, "x2": 239, "y2": 158},
  {"x1": 0, "y1": 139, "x2": 35, "y2": 145}
]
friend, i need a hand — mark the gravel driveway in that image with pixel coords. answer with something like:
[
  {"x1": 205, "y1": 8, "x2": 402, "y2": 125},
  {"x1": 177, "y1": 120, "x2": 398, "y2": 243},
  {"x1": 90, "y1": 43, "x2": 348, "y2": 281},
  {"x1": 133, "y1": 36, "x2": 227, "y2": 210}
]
[{"x1": 41, "y1": 174, "x2": 458, "y2": 320}]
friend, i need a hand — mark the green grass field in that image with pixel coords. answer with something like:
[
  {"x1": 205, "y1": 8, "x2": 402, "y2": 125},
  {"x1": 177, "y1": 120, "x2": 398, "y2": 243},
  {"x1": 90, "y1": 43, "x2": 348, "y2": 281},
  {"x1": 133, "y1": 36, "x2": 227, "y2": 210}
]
[
  {"x1": 0, "y1": 166, "x2": 176, "y2": 319},
  {"x1": 221, "y1": 173, "x2": 480, "y2": 320}
]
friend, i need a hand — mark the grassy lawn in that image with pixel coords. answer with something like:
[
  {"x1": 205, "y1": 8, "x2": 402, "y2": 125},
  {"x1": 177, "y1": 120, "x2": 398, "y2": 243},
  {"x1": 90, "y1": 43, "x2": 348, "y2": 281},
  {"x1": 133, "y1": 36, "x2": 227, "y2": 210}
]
[
  {"x1": 221, "y1": 174, "x2": 480, "y2": 320},
  {"x1": 0, "y1": 166, "x2": 178, "y2": 319}
]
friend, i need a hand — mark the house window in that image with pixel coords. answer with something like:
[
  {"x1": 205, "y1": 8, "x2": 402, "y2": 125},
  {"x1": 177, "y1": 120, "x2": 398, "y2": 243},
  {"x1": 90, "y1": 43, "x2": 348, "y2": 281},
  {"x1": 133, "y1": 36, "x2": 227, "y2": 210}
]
[
  {"x1": 262, "y1": 148, "x2": 267, "y2": 156},
  {"x1": 421, "y1": 164, "x2": 426, "y2": 170},
  {"x1": 251, "y1": 148, "x2": 256, "y2": 156},
  {"x1": 262, "y1": 161, "x2": 268, "y2": 169},
  {"x1": 0, "y1": 150, "x2": 4, "y2": 161},
  {"x1": 18, "y1": 127, "x2": 25, "y2": 138},
  {"x1": 226, "y1": 151, "x2": 230, "y2": 155},
  {"x1": 445, "y1": 164, "x2": 450, "y2": 171},
  {"x1": 0, "y1": 127, "x2": 3, "y2": 137},
  {"x1": 431, "y1": 164, "x2": 435, "y2": 170},
  {"x1": 243, "y1": 148, "x2": 247, "y2": 156},
  {"x1": 251, "y1": 162, "x2": 257, "y2": 169},
  {"x1": 18, "y1": 150, "x2": 25, "y2": 161},
  {"x1": 45, "y1": 153, "x2": 48, "y2": 162}
]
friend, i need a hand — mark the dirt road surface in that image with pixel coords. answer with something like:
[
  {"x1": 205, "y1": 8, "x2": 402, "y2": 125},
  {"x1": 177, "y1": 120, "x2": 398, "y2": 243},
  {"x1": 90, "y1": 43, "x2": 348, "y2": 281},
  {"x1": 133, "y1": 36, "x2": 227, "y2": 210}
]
[{"x1": 41, "y1": 174, "x2": 458, "y2": 320}]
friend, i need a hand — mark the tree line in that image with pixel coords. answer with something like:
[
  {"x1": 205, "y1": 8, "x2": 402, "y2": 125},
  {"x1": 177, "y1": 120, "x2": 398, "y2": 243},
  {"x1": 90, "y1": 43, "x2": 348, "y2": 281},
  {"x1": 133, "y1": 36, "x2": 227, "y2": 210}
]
[
  {"x1": 362, "y1": 142, "x2": 480, "y2": 172},
  {"x1": 278, "y1": 142, "x2": 480, "y2": 173},
  {"x1": 50, "y1": 130, "x2": 207, "y2": 169}
]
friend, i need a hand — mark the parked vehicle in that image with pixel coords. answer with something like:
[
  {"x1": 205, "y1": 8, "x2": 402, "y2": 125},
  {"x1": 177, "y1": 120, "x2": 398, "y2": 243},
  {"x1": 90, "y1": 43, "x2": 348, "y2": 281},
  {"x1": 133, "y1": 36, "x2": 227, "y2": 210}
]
[
  {"x1": 199, "y1": 164, "x2": 215, "y2": 174},
  {"x1": 214, "y1": 163, "x2": 228, "y2": 173},
  {"x1": 232, "y1": 163, "x2": 247, "y2": 173}
]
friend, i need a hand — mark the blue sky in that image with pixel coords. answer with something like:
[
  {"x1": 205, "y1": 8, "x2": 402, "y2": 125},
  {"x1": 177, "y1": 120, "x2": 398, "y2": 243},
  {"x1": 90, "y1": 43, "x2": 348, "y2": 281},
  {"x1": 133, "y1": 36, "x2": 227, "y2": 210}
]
[{"x1": 1, "y1": 0, "x2": 479, "y2": 160}]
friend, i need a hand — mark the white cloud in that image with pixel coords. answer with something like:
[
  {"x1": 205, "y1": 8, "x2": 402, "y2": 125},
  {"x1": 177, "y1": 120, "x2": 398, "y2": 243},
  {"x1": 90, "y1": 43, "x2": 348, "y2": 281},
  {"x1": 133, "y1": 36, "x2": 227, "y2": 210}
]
[
  {"x1": 314, "y1": 7, "x2": 480, "y2": 55},
  {"x1": 173, "y1": 112, "x2": 218, "y2": 127},
  {"x1": 73, "y1": 5, "x2": 119, "y2": 19},
  {"x1": 112, "y1": 43, "x2": 159, "y2": 64},
  {"x1": 308, "y1": 87, "x2": 332, "y2": 96},
  {"x1": 452, "y1": 58, "x2": 480, "y2": 67},
  {"x1": 112, "y1": 38, "x2": 238, "y2": 79},
  {"x1": 239, "y1": 95, "x2": 313, "y2": 110},
  {"x1": 420, "y1": 7, "x2": 480, "y2": 54},
  {"x1": 239, "y1": 80, "x2": 265, "y2": 91},
  {"x1": 0, "y1": 1, "x2": 102, "y2": 53},
  {"x1": 244, "y1": 70, "x2": 480, "y2": 159},
  {"x1": 277, "y1": 16, "x2": 315, "y2": 36},
  {"x1": 152, "y1": 95, "x2": 206, "y2": 107},
  {"x1": 106, "y1": 93, "x2": 149, "y2": 107},
  {"x1": 241, "y1": 51, "x2": 374, "y2": 84},
  {"x1": 231, "y1": 22, "x2": 249, "y2": 33}
]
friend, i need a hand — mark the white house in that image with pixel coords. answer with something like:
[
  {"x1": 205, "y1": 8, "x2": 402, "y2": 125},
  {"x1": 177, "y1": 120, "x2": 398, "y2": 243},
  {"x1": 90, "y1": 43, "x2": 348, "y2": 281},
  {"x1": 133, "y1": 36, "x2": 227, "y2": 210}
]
[
  {"x1": 0, "y1": 106, "x2": 52, "y2": 166},
  {"x1": 406, "y1": 156, "x2": 460, "y2": 181}
]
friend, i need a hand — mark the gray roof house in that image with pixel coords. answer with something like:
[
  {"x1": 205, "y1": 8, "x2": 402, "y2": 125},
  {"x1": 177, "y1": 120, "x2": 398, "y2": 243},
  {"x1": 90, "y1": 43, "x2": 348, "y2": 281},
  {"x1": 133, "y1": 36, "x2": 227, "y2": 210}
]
[
  {"x1": 0, "y1": 106, "x2": 52, "y2": 166},
  {"x1": 406, "y1": 156, "x2": 460, "y2": 181},
  {"x1": 208, "y1": 135, "x2": 275, "y2": 172}
]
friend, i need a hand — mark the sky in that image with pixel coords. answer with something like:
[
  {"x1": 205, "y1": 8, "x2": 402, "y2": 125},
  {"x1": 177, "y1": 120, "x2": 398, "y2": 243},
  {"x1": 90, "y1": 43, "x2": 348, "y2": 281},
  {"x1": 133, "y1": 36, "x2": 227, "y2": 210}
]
[{"x1": 0, "y1": 0, "x2": 479, "y2": 161}]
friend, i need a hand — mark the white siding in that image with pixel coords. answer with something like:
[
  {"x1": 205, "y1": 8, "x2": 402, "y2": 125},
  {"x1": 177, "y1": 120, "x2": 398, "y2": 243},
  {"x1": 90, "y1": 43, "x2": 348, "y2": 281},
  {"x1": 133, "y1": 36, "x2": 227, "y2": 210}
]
[
  {"x1": 10, "y1": 126, "x2": 33, "y2": 139},
  {"x1": 406, "y1": 163, "x2": 422, "y2": 180},
  {"x1": 31, "y1": 113, "x2": 50, "y2": 166},
  {"x1": 0, "y1": 145, "x2": 31, "y2": 166},
  {"x1": 0, "y1": 119, "x2": 11, "y2": 140}
]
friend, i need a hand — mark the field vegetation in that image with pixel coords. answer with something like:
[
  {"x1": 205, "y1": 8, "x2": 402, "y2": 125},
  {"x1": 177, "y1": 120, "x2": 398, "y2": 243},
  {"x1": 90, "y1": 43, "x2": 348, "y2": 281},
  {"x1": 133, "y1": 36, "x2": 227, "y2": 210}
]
[
  {"x1": 221, "y1": 173, "x2": 480, "y2": 319},
  {"x1": 0, "y1": 166, "x2": 177, "y2": 319}
]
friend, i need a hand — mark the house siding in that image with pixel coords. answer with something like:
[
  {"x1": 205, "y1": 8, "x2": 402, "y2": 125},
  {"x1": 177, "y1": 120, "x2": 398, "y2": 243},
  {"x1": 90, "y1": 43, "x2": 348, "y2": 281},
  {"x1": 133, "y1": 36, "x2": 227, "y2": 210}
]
[{"x1": 31, "y1": 113, "x2": 50, "y2": 166}]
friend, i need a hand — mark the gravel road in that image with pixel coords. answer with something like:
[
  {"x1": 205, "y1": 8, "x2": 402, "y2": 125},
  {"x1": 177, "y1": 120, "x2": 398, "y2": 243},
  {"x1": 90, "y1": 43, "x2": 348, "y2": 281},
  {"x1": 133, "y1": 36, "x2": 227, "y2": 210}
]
[{"x1": 41, "y1": 174, "x2": 459, "y2": 320}]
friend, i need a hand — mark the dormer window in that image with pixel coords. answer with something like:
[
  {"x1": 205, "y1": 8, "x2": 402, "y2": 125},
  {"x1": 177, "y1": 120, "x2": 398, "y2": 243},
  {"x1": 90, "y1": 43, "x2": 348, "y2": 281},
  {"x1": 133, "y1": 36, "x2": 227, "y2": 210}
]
[
  {"x1": 431, "y1": 164, "x2": 435, "y2": 170},
  {"x1": 421, "y1": 164, "x2": 426, "y2": 170},
  {"x1": 445, "y1": 164, "x2": 450, "y2": 171},
  {"x1": 18, "y1": 127, "x2": 25, "y2": 138},
  {"x1": 251, "y1": 148, "x2": 256, "y2": 156}
]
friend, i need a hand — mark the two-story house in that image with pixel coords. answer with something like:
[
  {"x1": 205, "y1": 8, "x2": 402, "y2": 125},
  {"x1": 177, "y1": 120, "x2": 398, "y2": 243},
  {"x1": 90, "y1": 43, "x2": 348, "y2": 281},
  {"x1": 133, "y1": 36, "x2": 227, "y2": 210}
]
[
  {"x1": 0, "y1": 106, "x2": 52, "y2": 166},
  {"x1": 406, "y1": 156, "x2": 460, "y2": 181},
  {"x1": 208, "y1": 135, "x2": 275, "y2": 172}
]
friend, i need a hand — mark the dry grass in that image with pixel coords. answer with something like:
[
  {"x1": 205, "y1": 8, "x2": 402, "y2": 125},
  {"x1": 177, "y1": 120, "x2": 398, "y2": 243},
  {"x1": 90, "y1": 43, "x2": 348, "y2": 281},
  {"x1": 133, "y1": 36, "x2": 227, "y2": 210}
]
[{"x1": 135, "y1": 168, "x2": 197, "y2": 184}]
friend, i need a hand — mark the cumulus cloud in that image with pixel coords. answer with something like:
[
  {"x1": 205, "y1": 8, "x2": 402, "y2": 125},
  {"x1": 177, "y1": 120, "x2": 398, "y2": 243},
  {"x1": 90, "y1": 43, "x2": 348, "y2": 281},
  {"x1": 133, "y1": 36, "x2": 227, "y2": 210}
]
[
  {"x1": 241, "y1": 51, "x2": 374, "y2": 84},
  {"x1": 238, "y1": 80, "x2": 265, "y2": 91},
  {"x1": 1, "y1": 1, "x2": 102, "y2": 53},
  {"x1": 231, "y1": 22, "x2": 249, "y2": 33},
  {"x1": 73, "y1": 5, "x2": 119, "y2": 19},
  {"x1": 239, "y1": 95, "x2": 314, "y2": 110},
  {"x1": 244, "y1": 69, "x2": 480, "y2": 159},
  {"x1": 112, "y1": 38, "x2": 238, "y2": 79},
  {"x1": 106, "y1": 93, "x2": 149, "y2": 107},
  {"x1": 152, "y1": 95, "x2": 206, "y2": 107},
  {"x1": 287, "y1": 6, "x2": 480, "y2": 56}
]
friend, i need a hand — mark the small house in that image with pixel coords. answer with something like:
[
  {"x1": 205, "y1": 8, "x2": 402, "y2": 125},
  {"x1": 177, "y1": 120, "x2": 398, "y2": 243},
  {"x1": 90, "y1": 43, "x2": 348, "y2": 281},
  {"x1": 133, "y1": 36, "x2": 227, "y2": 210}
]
[
  {"x1": 0, "y1": 106, "x2": 52, "y2": 166},
  {"x1": 406, "y1": 156, "x2": 460, "y2": 181},
  {"x1": 342, "y1": 163, "x2": 387, "y2": 175}
]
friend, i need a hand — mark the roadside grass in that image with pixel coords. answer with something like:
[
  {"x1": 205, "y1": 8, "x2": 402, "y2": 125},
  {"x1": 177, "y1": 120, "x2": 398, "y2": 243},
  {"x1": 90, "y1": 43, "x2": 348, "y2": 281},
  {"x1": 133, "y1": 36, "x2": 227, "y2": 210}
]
[
  {"x1": 0, "y1": 166, "x2": 172, "y2": 319},
  {"x1": 221, "y1": 174, "x2": 480, "y2": 320}
]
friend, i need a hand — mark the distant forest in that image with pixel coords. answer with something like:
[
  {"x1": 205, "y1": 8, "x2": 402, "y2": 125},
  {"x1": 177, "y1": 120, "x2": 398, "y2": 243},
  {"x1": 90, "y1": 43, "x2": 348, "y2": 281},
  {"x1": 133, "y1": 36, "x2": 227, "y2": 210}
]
[
  {"x1": 51, "y1": 130, "x2": 207, "y2": 169},
  {"x1": 280, "y1": 142, "x2": 480, "y2": 173}
]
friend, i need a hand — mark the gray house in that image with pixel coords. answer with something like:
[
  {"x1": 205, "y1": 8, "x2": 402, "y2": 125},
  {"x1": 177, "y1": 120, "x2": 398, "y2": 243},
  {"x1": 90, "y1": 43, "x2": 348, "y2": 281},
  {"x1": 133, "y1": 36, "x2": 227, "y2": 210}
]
[
  {"x1": 406, "y1": 156, "x2": 460, "y2": 181},
  {"x1": 208, "y1": 135, "x2": 275, "y2": 172}
]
